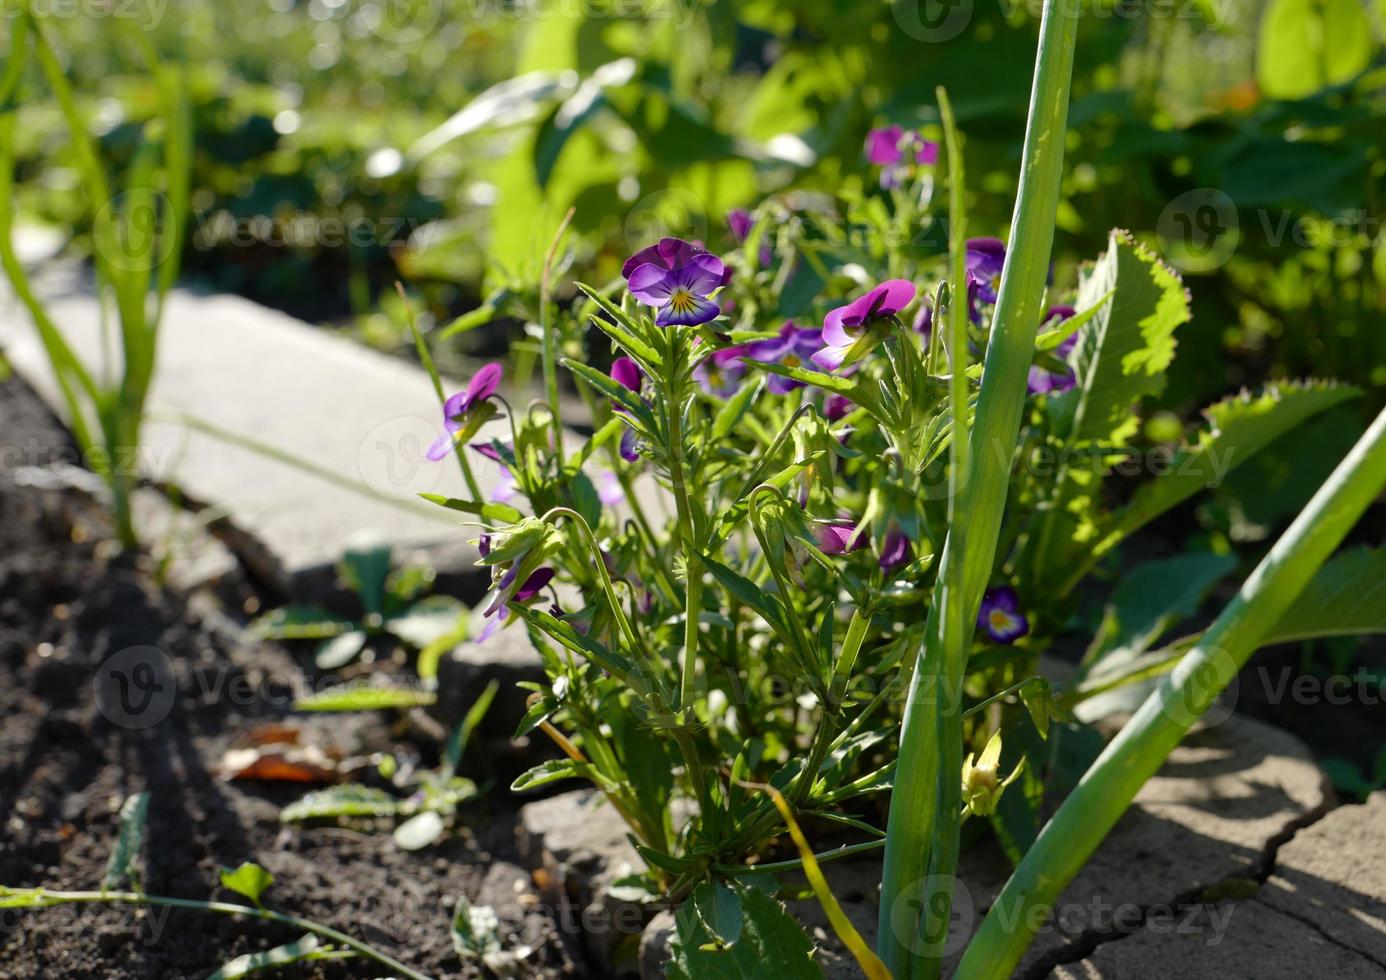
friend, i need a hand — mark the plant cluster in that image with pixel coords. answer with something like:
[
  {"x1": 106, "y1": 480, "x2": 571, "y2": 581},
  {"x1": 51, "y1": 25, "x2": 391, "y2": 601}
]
[{"x1": 415, "y1": 17, "x2": 1386, "y2": 968}]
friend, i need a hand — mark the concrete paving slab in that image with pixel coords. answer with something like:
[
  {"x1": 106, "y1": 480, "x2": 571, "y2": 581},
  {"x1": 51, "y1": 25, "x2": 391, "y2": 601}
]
[
  {"x1": 0, "y1": 246, "x2": 563, "y2": 595},
  {"x1": 516, "y1": 714, "x2": 1328, "y2": 978}
]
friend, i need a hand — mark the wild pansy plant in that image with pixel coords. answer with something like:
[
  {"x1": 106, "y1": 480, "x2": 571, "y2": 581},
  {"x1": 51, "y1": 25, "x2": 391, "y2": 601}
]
[{"x1": 418, "y1": 3, "x2": 1386, "y2": 973}]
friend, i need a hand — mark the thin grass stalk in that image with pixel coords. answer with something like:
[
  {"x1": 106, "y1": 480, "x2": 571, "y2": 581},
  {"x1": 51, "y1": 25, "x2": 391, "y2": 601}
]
[
  {"x1": 878, "y1": 1, "x2": 1080, "y2": 972},
  {"x1": 916, "y1": 85, "x2": 971, "y2": 980},
  {"x1": 540, "y1": 208, "x2": 576, "y2": 459},
  {"x1": 0, "y1": 17, "x2": 100, "y2": 454},
  {"x1": 955, "y1": 402, "x2": 1386, "y2": 979}
]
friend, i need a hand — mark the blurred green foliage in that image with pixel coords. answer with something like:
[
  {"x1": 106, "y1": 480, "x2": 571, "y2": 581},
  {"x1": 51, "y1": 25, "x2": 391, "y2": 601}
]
[{"x1": 4, "y1": 0, "x2": 1385, "y2": 402}]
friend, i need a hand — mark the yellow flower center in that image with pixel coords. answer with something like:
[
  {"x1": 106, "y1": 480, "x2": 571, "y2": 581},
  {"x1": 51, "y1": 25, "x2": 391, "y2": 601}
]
[
  {"x1": 784, "y1": 354, "x2": 801, "y2": 369},
  {"x1": 990, "y1": 610, "x2": 1012, "y2": 631},
  {"x1": 669, "y1": 288, "x2": 697, "y2": 314}
]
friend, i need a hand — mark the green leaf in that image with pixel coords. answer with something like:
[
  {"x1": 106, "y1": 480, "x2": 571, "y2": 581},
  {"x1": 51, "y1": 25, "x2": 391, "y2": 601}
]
[
  {"x1": 281, "y1": 785, "x2": 405, "y2": 822},
  {"x1": 418, "y1": 493, "x2": 524, "y2": 524},
  {"x1": 383, "y1": 596, "x2": 466, "y2": 650},
  {"x1": 1256, "y1": 0, "x2": 1375, "y2": 100},
  {"x1": 219, "y1": 862, "x2": 274, "y2": 906},
  {"x1": 692, "y1": 881, "x2": 744, "y2": 945},
  {"x1": 342, "y1": 533, "x2": 392, "y2": 617},
  {"x1": 534, "y1": 59, "x2": 637, "y2": 188},
  {"x1": 572, "y1": 283, "x2": 661, "y2": 367},
  {"x1": 446, "y1": 679, "x2": 499, "y2": 774},
  {"x1": 205, "y1": 934, "x2": 351, "y2": 979},
  {"x1": 563, "y1": 358, "x2": 652, "y2": 420},
  {"x1": 1092, "y1": 381, "x2": 1359, "y2": 560},
  {"x1": 743, "y1": 358, "x2": 857, "y2": 395},
  {"x1": 667, "y1": 881, "x2": 823, "y2": 979},
  {"x1": 393, "y1": 811, "x2": 446, "y2": 851},
  {"x1": 407, "y1": 71, "x2": 566, "y2": 160},
  {"x1": 1085, "y1": 551, "x2": 1238, "y2": 668},
  {"x1": 1261, "y1": 547, "x2": 1386, "y2": 646},
  {"x1": 102, "y1": 792, "x2": 149, "y2": 891},
  {"x1": 438, "y1": 288, "x2": 510, "y2": 340},
  {"x1": 504, "y1": 603, "x2": 643, "y2": 691},
  {"x1": 451, "y1": 895, "x2": 503, "y2": 959},
  {"x1": 250, "y1": 605, "x2": 351, "y2": 641},
  {"x1": 510, "y1": 758, "x2": 612, "y2": 792},
  {"x1": 513, "y1": 693, "x2": 558, "y2": 740},
  {"x1": 314, "y1": 630, "x2": 368, "y2": 670},
  {"x1": 293, "y1": 685, "x2": 436, "y2": 712},
  {"x1": 0, "y1": 887, "x2": 47, "y2": 909},
  {"x1": 712, "y1": 376, "x2": 763, "y2": 441},
  {"x1": 1034, "y1": 289, "x2": 1112, "y2": 352},
  {"x1": 1066, "y1": 231, "x2": 1190, "y2": 444}
]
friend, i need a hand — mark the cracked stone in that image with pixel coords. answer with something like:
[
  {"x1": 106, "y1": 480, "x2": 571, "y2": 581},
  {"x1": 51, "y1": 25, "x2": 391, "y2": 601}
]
[
  {"x1": 433, "y1": 617, "x2": 551, "y2": 783},
  {"x1": 1048, "y1": 898, "x2": 1382, "y2": 980},
  {"x1": 1252, "y1": 790, "x2": 1386, "y2": 970},
  {"x1": 1020, "y1": 712, "x2": 1331, "y2": 973},
  {"x1": 517, "y1": 713, "x2": 1330, "y2": 979},
  {"x1": 517, "y1": 788, "x2": 652, "y2": 971}
]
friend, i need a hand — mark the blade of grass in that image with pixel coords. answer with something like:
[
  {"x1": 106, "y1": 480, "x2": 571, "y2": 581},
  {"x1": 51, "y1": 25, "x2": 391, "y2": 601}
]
[
  {"x1": 164, "y1": 412, "x2": 457, "y2": 523},
  {"x1": 395, "y1": 282, "x2": 484, "y2": 500},
  {"x1": 749, "y1": 781, "x2": 892, "y2": 980},
  {"x1": 540, "y1": 207, "x2": 575, "y2": 459},
  {"x1": 915, "y1": 84, "x2": 972, "y2": 980},
  {"x1": 0, "y1": 17, "x2": 100, "y2": 453},
  {"x1": 878, "y1": 0, "x2": 1080, "y2": 973},
  {"x1": 956, "y1": 402, "x2": 1386, "y2": 978}
]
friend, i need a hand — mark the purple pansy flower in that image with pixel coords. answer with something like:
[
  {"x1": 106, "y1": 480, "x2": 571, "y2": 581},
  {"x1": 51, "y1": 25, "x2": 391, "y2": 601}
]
[
  {"x1": 727, "y1": 208, "x2": 754, "y2": 242},
  {"x1": 596, "y1": 470, "x2": 625, "y2": 507},
  {"x1": 694, "y1": 345, "x2": 749, "y2": 397},
  {"x1": 966, "y1": 238, "x2": 1007, "y2": 308},
  {"x1": 746, "y1": 322, "x2": 822, "y2": 394},
  {"x1": 977, "y1": 586, "x2": 1030, "y2": 644},
  {"x1": 476, "y1": 566, "x2": 554, "y2": 644},
  {"x1": 815, "y1": 519, "x2": 868, "y2": 555},
  {"x1": 865, "y1": 125, "x2": 940, "y2": 189},
  {"x1": 609, "y1": 357, "x2": 645, "y2": 461},
  {"x1": 426, "y1": 363, "x2": 502, "y2": 461},
  {"x1": 865, "y1": 125, "x2": 940, "y2": 166},
  {"x1": 812, "y1": 279, "x2": 918, "y2": 371},
  {"x1": 1027, "y1": 306, "x2": 1079, "y2": 395},
  {"x1": 622, "y1": 237, "x2": 728, "y2": 327},
  {"x1": 727, "y1": 208, "x2": 773, "y2": 268},
  {"x1": 470, "y1": 441, "x2": 518, "y2": 502},
  {"x1": 879, "y1": 527, "x2": 911, "y2": 572},
  {"x1": 912, "y1": 300, "x2": 934, "y2": 339},
  {"x1": 823, "y1": 394, "x2": 853, "y2": 422},
  {"x1": 611, "y1": 356, "x2": 642, "y2": 393}
]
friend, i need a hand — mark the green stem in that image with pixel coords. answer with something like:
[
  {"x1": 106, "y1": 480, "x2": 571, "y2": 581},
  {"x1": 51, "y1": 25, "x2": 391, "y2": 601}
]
[
  {"x1": 917, "y1": 88, "x2": 975, "y2": 978},
  {"x1": 956, "y1": 402, "x2": 1386, "y2": 979},
  {"x1": 541, "y1": 507, "x2": 643, "y2": 661},
  {"x1": 540, "y1": 209, "x2": 575, "y2": 460},
  {"x1": 11, "y1": 889, "x2": 433, "y2": 980},
  {"x1": 713, "y1": 838, "x2": 886, "y2": 877},
  {"x1": 663, "y1": 336, "x2": 702, "y2": 712},
  {"x1": 878, "y1": 1, "x2": 1079, "y2": 973}
]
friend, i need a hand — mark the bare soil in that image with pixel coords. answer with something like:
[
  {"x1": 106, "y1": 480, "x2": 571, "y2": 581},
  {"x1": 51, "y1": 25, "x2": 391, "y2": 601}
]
[{"x1": 0, "y1": 375, "x2": 581, "y2": 979}]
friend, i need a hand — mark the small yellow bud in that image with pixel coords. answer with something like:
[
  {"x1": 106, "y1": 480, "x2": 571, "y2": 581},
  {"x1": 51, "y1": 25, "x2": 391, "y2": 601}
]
[{"x1": 960, "y1": 731, "x2": 1024, "y2": 818}]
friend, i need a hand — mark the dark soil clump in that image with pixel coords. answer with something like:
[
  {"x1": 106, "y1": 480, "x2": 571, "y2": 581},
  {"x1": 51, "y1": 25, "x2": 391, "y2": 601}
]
[{"x1": 0, "y1": 376, "x2": 580, "y2": 979}]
